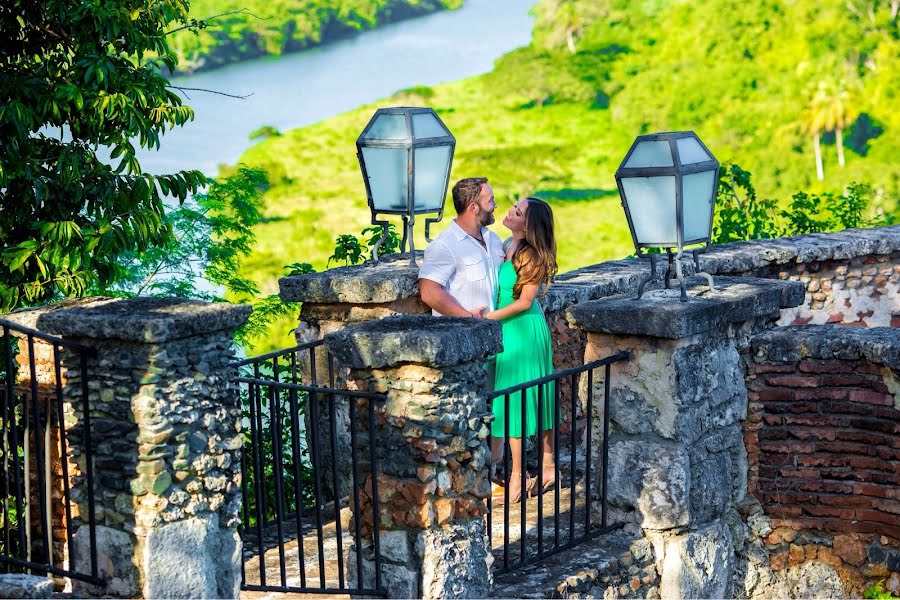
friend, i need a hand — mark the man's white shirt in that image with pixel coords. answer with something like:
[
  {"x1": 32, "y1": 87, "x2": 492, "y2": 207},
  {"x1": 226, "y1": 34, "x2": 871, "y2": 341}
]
[{"x1": 418, "y1": 220, "x2": 505, "y2": 316}]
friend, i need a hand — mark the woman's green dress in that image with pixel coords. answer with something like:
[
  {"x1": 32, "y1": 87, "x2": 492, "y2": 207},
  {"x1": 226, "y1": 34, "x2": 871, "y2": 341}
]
[{"x1": 491, "y1": 260, "x2": 556, "y2": 438}]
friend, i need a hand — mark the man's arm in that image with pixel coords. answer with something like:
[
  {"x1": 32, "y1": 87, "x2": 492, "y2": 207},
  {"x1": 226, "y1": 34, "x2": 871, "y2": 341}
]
[{"x1": 419, "y1": 279, "x2": 484, "y2": 317}]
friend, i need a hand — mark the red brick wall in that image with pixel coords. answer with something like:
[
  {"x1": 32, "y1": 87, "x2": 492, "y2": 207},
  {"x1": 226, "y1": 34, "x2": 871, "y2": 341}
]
[{"x1": 745, "y1": 357, "x2": 900, "y2": 542}]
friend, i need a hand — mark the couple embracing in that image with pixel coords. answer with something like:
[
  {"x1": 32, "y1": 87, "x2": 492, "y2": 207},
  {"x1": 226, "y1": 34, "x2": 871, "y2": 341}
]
[{"x1": 418, "y1": 177, "x2": 558, "y2": 505}]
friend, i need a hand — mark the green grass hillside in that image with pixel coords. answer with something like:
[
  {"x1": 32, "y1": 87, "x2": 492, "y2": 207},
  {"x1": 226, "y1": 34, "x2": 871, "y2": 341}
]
[
  {"x1": 172, "y1": 0, "x2": 462, "y2": 73},
  {"x1": 233, "y1": 0, "x2": 899, "y2": 351}
]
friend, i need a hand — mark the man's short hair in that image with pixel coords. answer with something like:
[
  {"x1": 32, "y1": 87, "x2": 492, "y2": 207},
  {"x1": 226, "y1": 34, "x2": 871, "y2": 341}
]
[{"x1": 451, "y1": 177, "x2": 488, "y2": 214}]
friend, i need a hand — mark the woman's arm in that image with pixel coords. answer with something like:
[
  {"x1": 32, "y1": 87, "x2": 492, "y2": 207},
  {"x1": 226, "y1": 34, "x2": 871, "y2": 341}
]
[{"x1": 485, "y1": 283, "x2": 539, "y2": 321}]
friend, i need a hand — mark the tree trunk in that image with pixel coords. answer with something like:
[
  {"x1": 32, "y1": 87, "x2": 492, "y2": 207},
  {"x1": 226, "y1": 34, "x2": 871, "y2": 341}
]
[
  {"x1": 566, "y1": 26, "x2": 576, "y2": 54},
  {"x1": 813, "y1": 133, "x2": 824, "y2": 180},
  {"x1": 836, "y1": 127, "x2": 845, "y2": 167}
]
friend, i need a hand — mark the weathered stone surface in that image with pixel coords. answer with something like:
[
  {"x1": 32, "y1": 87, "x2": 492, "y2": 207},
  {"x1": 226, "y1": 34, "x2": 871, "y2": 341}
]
[
  {"x1": 607, "y1": 437, "x2": 690, "y2": 530},
  {"x1": 72, "y1": 525, "x2": 139, "y2": 597},
  {"x1": 143, "y1": 515, "x2": 238, "y2": 598},
  {"x1": 567, "y1": 277, "x2": 804, "y2": 339},
  {"x1": 785, "y1": 562, "x2": 845, "y2": 599},
  {"x1": 34, "y1": 296, "x2": 251, "y2": 343},
  {"x1": 0, "y1": 574, "x2": 54, "y2": 599},
  {"x1": 325, "y1": 315, "x2": 501, "y2": 369},
  {"x1": 751, "y1": 324, "x2": 900, "y2": 371},
  {"x1": 279, "y1": 252, "x2": 422, "y2": 303},
  {"x1": 418, "y1": 519, "x2": 493, "y2": 599},
  {"x1": 660, "y1": 519, "x2": 733, "y2": 600}
]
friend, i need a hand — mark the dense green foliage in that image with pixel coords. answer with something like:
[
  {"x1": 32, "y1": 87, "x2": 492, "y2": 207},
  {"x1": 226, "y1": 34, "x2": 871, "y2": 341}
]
[
  {"x1": 0, "y1": 0, "x2": 208, "y2": 312},
  {"x1": 170, "y1": 0, "x2": 462, "y2": 73},
  {"x1": 712, "y1": 163, "x2": 884, "y2": 243},
  {"x1": 101, "y1": 166, "x2": 311, "y2": 345},
  {"x1": 234, "y1": 0, "x2": 897, "y2": 351}
]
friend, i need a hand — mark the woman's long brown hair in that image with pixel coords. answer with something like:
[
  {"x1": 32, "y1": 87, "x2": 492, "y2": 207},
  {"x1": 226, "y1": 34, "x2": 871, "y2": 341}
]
[{"x1": 512, "y1": 197, "x2": 558, "y2": 299}]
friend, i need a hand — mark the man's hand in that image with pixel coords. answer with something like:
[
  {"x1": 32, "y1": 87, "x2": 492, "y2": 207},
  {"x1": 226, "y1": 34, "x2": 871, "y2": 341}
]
[{"x1": 470, "y1": 306, "x2": 486, "y2": 319}]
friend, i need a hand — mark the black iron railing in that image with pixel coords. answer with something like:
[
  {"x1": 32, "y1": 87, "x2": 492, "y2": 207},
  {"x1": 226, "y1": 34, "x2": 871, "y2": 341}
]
[
  {"x1": 486, "y1": 351, "x2": 629, "y2": 575},
  {"x1": 0, "y1": 317, "x2": 100, "y2": 585},
  {"x1": 232, "y1": 340, "x2": 386, "y2": 596}
]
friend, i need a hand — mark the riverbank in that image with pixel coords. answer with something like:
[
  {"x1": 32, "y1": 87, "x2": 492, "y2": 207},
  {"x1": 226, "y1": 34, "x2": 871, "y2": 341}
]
[{"x1": 172, "y1": 0, "x2": 462, "y2": 75}]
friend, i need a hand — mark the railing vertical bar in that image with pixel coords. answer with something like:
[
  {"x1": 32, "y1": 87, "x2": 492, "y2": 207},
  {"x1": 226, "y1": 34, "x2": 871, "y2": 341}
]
[
  {"x1": 327, "y1": 391, "x2": 345, "y2": 589},
  {"x1": 247, "y1": 381, "x2": 267, "y2": 585},
  {"x1": 368, "y1": 399, "x2": 382, "y2": 593},
  {"x1": 584, "y1": 368, "x2": 593, "y2": 535},
  {"x1": 569, "y1": 373, "x2": 576, "y2": 543},
  {"x1": 519, "y1": 389, "x2": 526, "y2": 565},
  {"x1": 78, "y1": 351, "x2": 98, "y2": 578},
  {"x1": 536, "y1": 382, "x2": 544, "y2": 558},
  {"x1": 288, "y1": 351, "x2": 307, "y2": 588},
  {"x1": 2, "y1": 326, "x2": 16, "y2": 560},
  {"x1": 253, "y1": 363, "x2": 268, "y2": 529},
  {"x1": 308, "y1": 349, "x2": 327, "y2": 589},
  {"x1": 266, "y1": 383, "x2": 287, "y2": 586},
  {"x1": 53, "y1": 345, "x2": 75, "y2": 572},
  {"x1": 239, "y1": 440, "x2": 248, "y2": 586},
  {"x1": 28, "y1": 335, "x2": 53, "y2": 568},
  {"x1": 503, "y1": 393, "x2": 509, "y2": 572},
  {"x1": 348, "y1": 396, "x2": 364, "y2": 591},
  {"x1": 553, "y1": 378, "x2": 560, "y2": 551},
  {"x1": 602, "y1": 363, "x2": 612, "y2": 529}
]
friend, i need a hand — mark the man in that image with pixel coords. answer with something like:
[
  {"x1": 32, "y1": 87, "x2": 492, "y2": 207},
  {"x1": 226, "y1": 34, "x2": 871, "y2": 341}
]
[{"x1": 418, "y1": 177, "x2": 505, "y2": 318}]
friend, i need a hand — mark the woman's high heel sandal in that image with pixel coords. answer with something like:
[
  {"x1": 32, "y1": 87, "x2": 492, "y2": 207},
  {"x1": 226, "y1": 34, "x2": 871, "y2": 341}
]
[{"x1": 492, "y1": 476, "x2": 535, "y2": 505}]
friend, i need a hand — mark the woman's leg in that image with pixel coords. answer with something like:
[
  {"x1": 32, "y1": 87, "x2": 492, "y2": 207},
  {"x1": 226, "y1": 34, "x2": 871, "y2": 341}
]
[
  {"x1": 503, "y1": 437, "x2": 525, "y2": 501},
  {"x1": 540, "y1": 428, "x2": 556, "y2": 484}
]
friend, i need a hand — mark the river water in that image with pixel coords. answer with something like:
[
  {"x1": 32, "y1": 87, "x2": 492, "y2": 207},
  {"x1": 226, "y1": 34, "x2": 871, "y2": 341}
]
[{"x1": 140, "y1": 0, "x2": 535, "y2": 175}]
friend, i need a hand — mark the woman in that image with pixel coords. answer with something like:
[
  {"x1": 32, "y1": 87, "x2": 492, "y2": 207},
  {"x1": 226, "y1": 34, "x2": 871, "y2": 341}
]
[{"x1": 485, "y1": 197, "x2": 558, "y2": 504}]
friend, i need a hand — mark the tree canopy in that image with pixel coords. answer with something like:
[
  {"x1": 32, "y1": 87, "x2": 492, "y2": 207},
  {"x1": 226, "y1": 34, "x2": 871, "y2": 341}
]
[{"x1": 0, "y1": 0, "x2": 207, "y2": 311}]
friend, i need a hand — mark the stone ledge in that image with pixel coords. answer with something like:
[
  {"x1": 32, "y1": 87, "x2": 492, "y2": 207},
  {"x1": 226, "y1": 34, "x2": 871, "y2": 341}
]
[
  {"x1": 566, "y1": 276, "x2": 804, "y2": 339},
  {"x1": 0, "y1": 573, "x2": 54, "y2": 598},
  {"x1": 32, "y1": 297, "x2": 252, "y2": 343},
  {"x1": 280, "y1": 252, "x2": 422, "y2": 304},
  {"x1": 541, "y1": 225, "x2": 900, "y2": 314},
  {"x1": 324, "y1": 315, "x2": 501, "y2": 369},
  {"x1": 751, "y1": 325, "x2": 900, "y2": 371}
]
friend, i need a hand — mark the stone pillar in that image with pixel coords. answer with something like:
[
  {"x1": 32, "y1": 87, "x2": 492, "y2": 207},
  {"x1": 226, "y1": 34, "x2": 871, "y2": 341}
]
[
  {"x1": 323, "y1": 315, "x2": 501, "y2": 599},
  {"x1": 34, "y1": 297, "x2": 251, "y2": 598},
  {"x1": 280, "y1": 254, "x2": 428, "y2": 501},
  {"x1": 566, "y1": 276, "x2": 804, "y2": 600}
]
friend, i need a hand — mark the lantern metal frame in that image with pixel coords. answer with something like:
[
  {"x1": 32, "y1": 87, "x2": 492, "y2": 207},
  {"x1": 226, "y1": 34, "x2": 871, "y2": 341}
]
[
  {"x1": 614, "y1": 131, "x2": 720, "y2": 301},
  {"x1": 356, "y1": 107, "x2": 456, "y2": 267}
]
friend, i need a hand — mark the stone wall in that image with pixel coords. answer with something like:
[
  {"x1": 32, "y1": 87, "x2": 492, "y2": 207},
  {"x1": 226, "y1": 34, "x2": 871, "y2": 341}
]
[{"x1": 738, "y1": 325, "x2": 900, "y2": 598}]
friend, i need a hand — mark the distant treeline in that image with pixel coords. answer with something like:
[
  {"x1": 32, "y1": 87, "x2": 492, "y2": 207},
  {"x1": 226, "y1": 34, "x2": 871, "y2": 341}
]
[{"x1": 171, "y1": 0, "x2": 463, "y2": 74}]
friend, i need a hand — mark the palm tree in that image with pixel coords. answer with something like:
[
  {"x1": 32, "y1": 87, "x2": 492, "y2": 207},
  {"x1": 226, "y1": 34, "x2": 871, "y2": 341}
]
[
  {"x1": 801, "y1": 82, "x2": 829, "y2": 181},
  {"x1": 821, "y1": 78, "x2": 859, "y2": 168}
]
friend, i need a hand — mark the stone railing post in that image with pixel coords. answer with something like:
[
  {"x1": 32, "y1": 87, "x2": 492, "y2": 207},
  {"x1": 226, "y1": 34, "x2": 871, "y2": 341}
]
[
  {"x1": 566, "y1": 277, "x2": 804, "y2": 599},
  {"x1": 324, "y1": 315, "x2": 501, "y2": 599},
  {"x1": 35, "y1": 297, "x2": 251, "y2": 598}
]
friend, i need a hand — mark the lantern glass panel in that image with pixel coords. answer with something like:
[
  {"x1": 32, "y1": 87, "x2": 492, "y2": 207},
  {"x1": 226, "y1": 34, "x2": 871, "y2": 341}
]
[
  {"x1": 412, "y1": 113, "x2": 449, "y2": 139},
  {"x1": 682, "y1": 170, "x2": 716, "y2": 242},
  {"x1": 364, "y1": 114, "x2": 408, "y2": 140},
  {"x1": 622, "y1": 176, "x2": 677, "y2": 244},
  {"x1": 676, "y1": 137, "x2": 712, "y2": 165},
  {"x1": 624, "y1": 141, "x2": 674, "y2": 168},
  {"x1": 413, "y1": 145, "x2": 452, "y2": 212},
  {"x1": 361, "y1": 147, "x2": 408, "y2": 211}
]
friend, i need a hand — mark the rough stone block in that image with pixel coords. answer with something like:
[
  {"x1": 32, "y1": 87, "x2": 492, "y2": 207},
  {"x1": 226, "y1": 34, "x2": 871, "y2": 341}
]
[
  {"x1": 608, "y1": 437, "x2": 690, "y2": 530},
  {"x1": 0, "y1": 574, "x2": 54, "y2": 599},
  {"x1": 143, "y1": 515, "x2": 234, "y2": 598},
  {"x1": 279, "y1": 253, "x2": 421, "y2": 304},
  {"x1": 566, "y1": 276, "x2": 804, "y2": 339},
  {"x1": 34, "y1": 297, "x2": 251, "y2": 343},
  {"x1": 325, "y1": 315, "x2": 501, "y2": 369},
  {"x1": 660, "y1": 519, "x2": 733, "y2": 600},
  {"x1": 72, "y1": 525, "x2": 139, "y2": 597},
  {"x1": 418, "y1": 519, "x2": 492, "y2": 599}
]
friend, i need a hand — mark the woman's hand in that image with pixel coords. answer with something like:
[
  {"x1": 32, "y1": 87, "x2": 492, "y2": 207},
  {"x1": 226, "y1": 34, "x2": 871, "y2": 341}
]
[{"x1": 484, "y1": 311, "x2": 497, "y2": 320}]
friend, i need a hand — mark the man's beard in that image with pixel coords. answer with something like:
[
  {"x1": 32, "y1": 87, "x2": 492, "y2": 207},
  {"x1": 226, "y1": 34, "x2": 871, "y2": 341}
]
[{"x1": 478, "y1": 209, "x2": 495, "y2": 227}]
